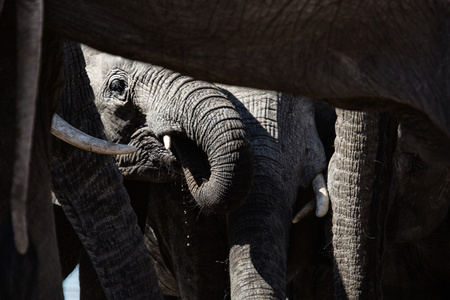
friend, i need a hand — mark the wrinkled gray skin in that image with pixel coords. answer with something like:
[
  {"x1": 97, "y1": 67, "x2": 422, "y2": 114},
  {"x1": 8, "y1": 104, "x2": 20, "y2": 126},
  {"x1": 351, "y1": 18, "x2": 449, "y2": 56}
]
[
  {"x1": 328, "y1": 110, "x2": 450, "y2": 298},
  {"x1": 223, "y1": 86, "x2": 327, "y2": 300},
  {"x1": 71, "y1": 51, "x2": 328, "y2": 299},
  {"x1": 1, "y1": 1, "x2": 160, "y2": 298},
  {"x1": 44, "y1": 3, "x2": 450, "y2": 297},
  {"x1": 52, "y1": 41, "x2": 162, "y2": 299},
  {"x1": 289, "y1": 110, "x2": 450, "y2": 300},
  {"x1": 0, "y1": 5, "x2": 63, "y2": 298},
  {"x1": 54, "y1": 40, "x2": 254, "y2": 299},
  {"x1": 45, "y1": 0, "x2": 450, "y2": 165},
  {"x1": 84, "y1": 47, "x2": 254, "y2": 215},
  {"x1": 10, "y1": 1, "x2": 450, "y2": 298}
]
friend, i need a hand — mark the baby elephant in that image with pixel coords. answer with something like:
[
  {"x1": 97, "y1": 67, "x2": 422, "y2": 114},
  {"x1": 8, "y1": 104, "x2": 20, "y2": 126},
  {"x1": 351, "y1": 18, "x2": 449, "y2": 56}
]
[{"x1": 56, "y1": 46, "x2": 332, "y2": 299}]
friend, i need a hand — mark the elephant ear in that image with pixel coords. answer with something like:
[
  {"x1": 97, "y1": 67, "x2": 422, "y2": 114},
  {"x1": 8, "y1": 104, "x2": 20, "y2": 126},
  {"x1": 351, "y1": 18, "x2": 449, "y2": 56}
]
[{"x1": 11, "y1": 0, "x2": 44, "y2": 255}]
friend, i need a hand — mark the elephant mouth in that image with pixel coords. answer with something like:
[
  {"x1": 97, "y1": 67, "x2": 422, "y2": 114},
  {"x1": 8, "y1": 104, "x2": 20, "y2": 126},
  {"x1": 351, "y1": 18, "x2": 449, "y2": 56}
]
[{"x1": 115, "y1": 127, "x2": 182, "y2": 182}]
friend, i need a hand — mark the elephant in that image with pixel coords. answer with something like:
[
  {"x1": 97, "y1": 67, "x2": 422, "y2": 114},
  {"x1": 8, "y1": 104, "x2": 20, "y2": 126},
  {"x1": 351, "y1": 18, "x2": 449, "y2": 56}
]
[
  {"x1": 1, "y1": 2, "x2": 162, "y2": 297},
  {"x1": 44, "y1": 0, "x2": 450, "y2": 164},
  {"x1": 43, "y1": 5, "x2": 450, "y2": 297},
  {"x1": 53, "y1": 43, "x2": 254, "y2": 298},
  {"x1": 83, "y1": 46, "x2": 255, "y2": 215},
  {"x1": 8, "y1": 1, "x2": 450, "y2": 298},
  {"x1": 52, "y1": 47, "x2": 332, "y2": 299}
]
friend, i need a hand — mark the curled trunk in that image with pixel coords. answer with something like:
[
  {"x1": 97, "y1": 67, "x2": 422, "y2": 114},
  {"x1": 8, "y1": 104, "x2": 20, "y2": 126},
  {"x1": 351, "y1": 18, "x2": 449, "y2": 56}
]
[
  {"x1": 147, "y1": 73, "x2": 254, "y2": 214},
  {"x1": 329, "y1": 109, "x2": 397, "y2": 299}
]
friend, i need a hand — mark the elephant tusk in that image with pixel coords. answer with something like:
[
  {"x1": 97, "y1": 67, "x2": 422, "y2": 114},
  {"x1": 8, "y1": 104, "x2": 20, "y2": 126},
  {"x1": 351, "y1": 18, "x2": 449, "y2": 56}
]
[
  {"x1": 163, "y1": 135, "x2": 171, "y2": 150},
  {"x1": 292, "y1": 200, "x2": 315, "y2": 223},
  {"x1": 51, "y1": 114, "x2": 137, "y2": 155},
  {"x1": 313, "y1": 173, "x2": 329, "y2": 217},
  {"x1": 292, "y1": 173, "x2": 330, "y2": 223}
]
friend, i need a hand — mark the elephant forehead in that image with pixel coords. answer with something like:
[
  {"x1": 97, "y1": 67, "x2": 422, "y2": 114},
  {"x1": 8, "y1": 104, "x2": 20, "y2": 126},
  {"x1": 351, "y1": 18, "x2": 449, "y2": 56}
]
[{"x1": 83, "y1": 45, "x2": 152, "y2": 94}]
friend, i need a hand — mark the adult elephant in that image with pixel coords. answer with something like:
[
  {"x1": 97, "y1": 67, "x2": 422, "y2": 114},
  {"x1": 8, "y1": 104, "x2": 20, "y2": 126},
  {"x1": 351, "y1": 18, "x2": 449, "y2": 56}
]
[
  {"x1": 45, "y1": 0, "x2": 450, "y2": 165},
  {"x1": 44, "y1": 4, "x2": 450, "y2": 297},
  {"x1": 13, "y1": 0, "x2": 450, "y2": 298},
  {"x1": 55, "y1": 48, "x2": 331, "y2": 299},
  {"x1": 0, "y1": 2, "x2": 161, "y2": 297}
]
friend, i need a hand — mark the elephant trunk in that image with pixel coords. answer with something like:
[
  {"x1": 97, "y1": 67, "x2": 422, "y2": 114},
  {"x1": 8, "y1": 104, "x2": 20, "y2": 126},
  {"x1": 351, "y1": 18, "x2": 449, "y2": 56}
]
[
  {"x1": 329, "y1": 109, "x2": 396, "y2": 299},
  {"x1": 149, "y1": 75, "x2": 254, "y2": 214},
  {"x1": 52, "y1": 40, "x2": 161, "y2": 298}
]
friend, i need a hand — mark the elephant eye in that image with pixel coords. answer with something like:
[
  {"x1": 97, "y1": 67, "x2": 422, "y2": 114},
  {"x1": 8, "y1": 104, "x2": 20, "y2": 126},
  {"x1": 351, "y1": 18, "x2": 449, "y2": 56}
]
[
  {"x1": 107, "y1": 77, "x2": 127, "y2": 101},
  {"x1": 109, "y1": 78, "x2": 126, "y2": 93}
]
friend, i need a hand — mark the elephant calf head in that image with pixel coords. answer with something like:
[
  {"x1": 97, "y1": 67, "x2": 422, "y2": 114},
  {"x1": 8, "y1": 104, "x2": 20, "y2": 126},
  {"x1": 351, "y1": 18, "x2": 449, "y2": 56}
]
[{"x1": 83, "y1": 46, "x2": 254, "y2": 214}]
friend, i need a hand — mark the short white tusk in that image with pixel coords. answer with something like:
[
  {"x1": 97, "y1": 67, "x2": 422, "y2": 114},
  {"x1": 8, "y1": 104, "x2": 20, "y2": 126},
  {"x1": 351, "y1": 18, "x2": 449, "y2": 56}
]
[
  {"x1": 292, "y1": 200, "x2": 315, "y2": 223},
  {"x1": 292, "y1": 173, "x2": 330, "y2": 223},
  {"x1": 312, "y1": 173, "x2": 329, "y2": 217},
  {"x1": 51, "y1": 114, "x2": 137, "y2": 155},
  {"x1": 163, "y1": 135, "x2": 171, "y2": 150}
]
